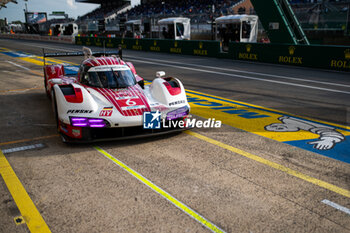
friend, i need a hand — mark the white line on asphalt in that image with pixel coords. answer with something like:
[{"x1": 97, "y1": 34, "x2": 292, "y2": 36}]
[
  {"x1": 2, "y1": 70, "x2": 24, "y2": 73},
  {"x1": 2, "y1": 143, "x2": 45, "y2": 154},
  {"x1": 124, "y1": 55, "x2": 350, "y2": 88},
  {"x1": 6, "y1": 61, "x2": 30, "y2": 70},
  {"x1": 321, "y1": 199, "x2": 350, "y2": 215},
  {"x1": 128, "y1": 58, "x2": 350, "y2": 95}
]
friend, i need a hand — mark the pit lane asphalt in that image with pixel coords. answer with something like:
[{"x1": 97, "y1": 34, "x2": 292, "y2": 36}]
[{"x1": 0, "y1": 38, "x2": 349, "y2": 233}]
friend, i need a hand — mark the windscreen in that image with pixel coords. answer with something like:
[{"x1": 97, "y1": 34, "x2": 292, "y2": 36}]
[{"x1": 86, "y1": 69, "x2": 136, "y2": 89}]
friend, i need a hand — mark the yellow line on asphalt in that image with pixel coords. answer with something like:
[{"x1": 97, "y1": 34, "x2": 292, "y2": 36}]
[
  {"x1": 19, "y1": 57, "x2": 45, "y2": 66},
  {"x1": 0, "y1": 47, "x2": 11, "y2": 52},
  {"x1": 186, "y1": 131, "x2": 350, "y2": 199},
  {"x1": 0, "y1": 134, "x2": 58, "y2": 146},
  {"x1": 19, "y1": 56, "x2": 76, "y2": 67},
  {"x1": 94, "y1": 146, "x2": 225, "y2": 233},
  {"x1": 0, "y1": 150, "x2": 51, "y2": 232}
]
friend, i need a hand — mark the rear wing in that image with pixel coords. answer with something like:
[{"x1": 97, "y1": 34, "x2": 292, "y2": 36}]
[{"x1": 42, "y1": 48, "x2": 122, "y2": 66}]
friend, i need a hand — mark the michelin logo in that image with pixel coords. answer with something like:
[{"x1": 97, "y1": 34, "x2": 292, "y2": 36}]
[
  {"x1": 143, "y1": 111, "x2": 161, "y2": 129},
  {"x1": 265, "y1": 116, "x2": 345, "y2": 150}
]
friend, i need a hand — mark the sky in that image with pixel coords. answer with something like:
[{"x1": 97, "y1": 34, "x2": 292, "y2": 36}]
[{"x1": 0, "y1": 0, "x2": 140, "y2": 23}]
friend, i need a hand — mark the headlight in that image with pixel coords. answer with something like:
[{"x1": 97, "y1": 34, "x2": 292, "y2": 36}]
[
  {"x1": 70, "y1": 117, "x2": 109, "y2": 128},
  {"x1": 166, "y1": 106, "x2": 189, "y2": 121}
]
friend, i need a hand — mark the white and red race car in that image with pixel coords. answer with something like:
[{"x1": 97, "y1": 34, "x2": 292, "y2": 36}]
[{"x1": 43, "y1": 47, "x2": 190, "y2": 142}]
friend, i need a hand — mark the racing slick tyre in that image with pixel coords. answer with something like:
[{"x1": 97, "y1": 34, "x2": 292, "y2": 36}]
[
  {"x1": 44, "y1": 75, "x2": 50, "y2": 99},
  {"x1": 51, "y1": 90, "x2": 59, "y2": 132}
]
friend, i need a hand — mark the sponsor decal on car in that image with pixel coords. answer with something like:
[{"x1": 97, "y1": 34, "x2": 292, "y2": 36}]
[
  {"x1": 121, "y1": 105, "x2": 146, "y2": 110},
  {"x1": 99, "y1": 107, "x2": 113, "y2": 117},
  {"x1": 169, "y1": 100, "x2": 186, "y2": 106},
  {"x1": 67, "y1": 109, "x2": 93, "y2": 114},
  {"x1": 115, "y1": 96, "x2": 138, "y2": 100},
  {"x1": 72, "y1": 128, "x2": 81, "y2": 137},
  {"x1": 117, "y1": 97, "x2": 146, "y2": 110}
]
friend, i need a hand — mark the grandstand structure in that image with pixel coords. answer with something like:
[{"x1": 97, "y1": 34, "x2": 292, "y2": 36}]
[
  {"x1": 75, "y1": 0, "x2": 246, "y2": 39},
  {"x1": 291, "y1": 0, "x2": 350, "y2": 30},
  {"x1": 75, "y1": 0, "x2": 131, "y2": 33},
  {"x1": 75, "y1": 0, "x2": 350, "y2": 44},
  {"x1": 289, "y1": 0, "x2": 350, "y2": 44}
]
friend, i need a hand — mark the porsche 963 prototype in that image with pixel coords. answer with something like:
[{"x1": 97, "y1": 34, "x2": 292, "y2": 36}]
[{"x1": 43, "y1": 47, "x2": 190, "y2": 142}]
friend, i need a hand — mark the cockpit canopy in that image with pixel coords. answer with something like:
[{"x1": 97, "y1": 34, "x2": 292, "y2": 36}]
[{"x1": 81, "y1": 65, "x2": 136, "y2": 89}]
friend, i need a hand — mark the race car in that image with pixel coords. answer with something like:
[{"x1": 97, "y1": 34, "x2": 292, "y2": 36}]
[{"x1": 43, "y1": 47, "x2": 190, "y2": 142}]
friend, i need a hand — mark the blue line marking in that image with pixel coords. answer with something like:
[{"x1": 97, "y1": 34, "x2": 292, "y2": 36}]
[
  {"x1": 285, "y1": 136, "x2": 350, "y2": 164},
  {"x1": 185, "y1": 90, "x2": 350, "y2": 132},
  {"x1": 187, "y1": 96, "x2": 270, "y2": 119},
  {"x1": 186, "y1": 90, "x2": 349, "y2": 164},
  {"x1": 1, "y1": 51, "x2": 32, "y2": 57}
]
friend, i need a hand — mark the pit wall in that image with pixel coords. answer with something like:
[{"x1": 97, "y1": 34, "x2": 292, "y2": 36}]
[
  {"x1": 75, "y1": 36, "x2": 350, "y2": 72},
  {"x1": 1, "y1": 33, "x2": 348, "y2": 71}
]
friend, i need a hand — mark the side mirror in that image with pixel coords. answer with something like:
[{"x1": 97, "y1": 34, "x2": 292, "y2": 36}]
[
  {"x1": 156, "y1": 71, "x2": 165, "y2": 78},
  {"x1": 137, "y1": 80, "x2": 144, "y2": 89}
]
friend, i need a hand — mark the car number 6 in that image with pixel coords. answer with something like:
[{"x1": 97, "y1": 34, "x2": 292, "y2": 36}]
[{"x1": 126, "y1": 98, "x2": 136, "y2": 106}]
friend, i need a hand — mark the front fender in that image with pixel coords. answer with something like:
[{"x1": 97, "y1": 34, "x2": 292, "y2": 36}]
[
  {"x1": 53, "y1": 84, "x2": 98, "y2": 124},
  {"x1": 150, "y1": 77, "x2": 188, "y2": 108}
]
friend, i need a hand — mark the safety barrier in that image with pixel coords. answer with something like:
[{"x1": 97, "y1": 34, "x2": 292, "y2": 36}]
[
  {"x1": 230, "y1": 43, "x2": 350, "y2": 71},
  {"x1": 75, "y1": 37, "x2": 221, "y2": 57},
  {"x1": 3, "y1": 33, "x2": 346, "y2": 71},
  {"x1": 75, "y1": 36, "x2": 350, "y2": 71}
]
